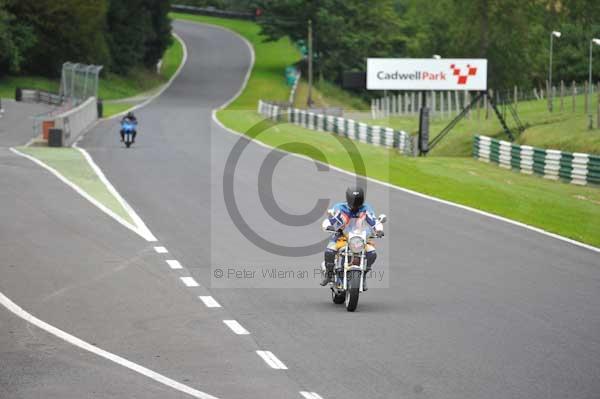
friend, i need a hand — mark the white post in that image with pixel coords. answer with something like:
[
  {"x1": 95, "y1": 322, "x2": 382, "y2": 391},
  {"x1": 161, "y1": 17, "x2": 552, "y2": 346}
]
[
  {"x1": 371, "y1": 99, "x2": 375, "y2": 119},
  {"x1": 454, "y1": 91, "x2": 459, "y2": 116},
  {"x1": 520, "y1": 145, "x2": 534, "y2": 174},
  {"x1": 347, "y1": 119, "x2": 356, "y2": 139},
  {"x1": 358, "y1": 122, "x2": 367, "y2": 142}
]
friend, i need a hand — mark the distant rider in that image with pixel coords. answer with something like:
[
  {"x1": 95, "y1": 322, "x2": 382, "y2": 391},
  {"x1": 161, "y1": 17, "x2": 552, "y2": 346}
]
[
  {"x1": 120, "y1": 111, "x2": 138, "y2": 143},
  {"x1": 320, "y1": 186, "x2": 384, "y2": 290}
]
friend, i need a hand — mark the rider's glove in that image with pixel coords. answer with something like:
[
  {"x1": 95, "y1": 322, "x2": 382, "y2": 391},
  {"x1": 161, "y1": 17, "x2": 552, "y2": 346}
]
[
  {"x1": 375, "y1": 230, "x2": 384, "y2": 238},
  {"x1": 325, "y1": 225, "x2": 336, "y2": 232}
]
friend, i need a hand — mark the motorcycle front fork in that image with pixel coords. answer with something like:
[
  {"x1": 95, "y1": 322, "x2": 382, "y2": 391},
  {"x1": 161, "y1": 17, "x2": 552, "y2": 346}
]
[{"x1": 338, "y1": 251, "x2": 365, "y2": 291}]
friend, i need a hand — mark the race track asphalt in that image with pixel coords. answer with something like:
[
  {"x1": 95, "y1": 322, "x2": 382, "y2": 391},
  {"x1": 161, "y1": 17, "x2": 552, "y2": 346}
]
[{"x1": 2, "y1": 20, "x2": 599, "y2": 399}]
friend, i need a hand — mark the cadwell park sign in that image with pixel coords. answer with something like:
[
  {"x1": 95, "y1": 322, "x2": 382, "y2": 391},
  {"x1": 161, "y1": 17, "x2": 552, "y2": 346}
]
[{"x1": 367, "y1": 58, "x2": 487, "y2": 91}]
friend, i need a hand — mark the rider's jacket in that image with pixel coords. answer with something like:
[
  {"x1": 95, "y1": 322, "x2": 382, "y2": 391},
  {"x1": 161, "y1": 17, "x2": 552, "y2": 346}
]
[
  {"x1": 120, "y1": 116, "x2": 137, "y2": 126},
  {"x1": 322, "y1": 202, "x2": 382, "y2": 232}
]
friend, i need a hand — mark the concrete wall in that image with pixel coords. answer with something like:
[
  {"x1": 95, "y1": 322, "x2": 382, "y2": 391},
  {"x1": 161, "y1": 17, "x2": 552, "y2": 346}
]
[{"x1": 52, "y1": 97, "x2": 98, "y2": 146}]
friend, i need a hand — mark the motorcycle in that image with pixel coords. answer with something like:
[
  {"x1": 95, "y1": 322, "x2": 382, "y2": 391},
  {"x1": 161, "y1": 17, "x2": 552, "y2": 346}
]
[
  {"x1": 323, "y1": 213, "x2": 387, "y2": 312},
  {"x1": 121, "y1": 120, "x2": 137, "y2": 148}
]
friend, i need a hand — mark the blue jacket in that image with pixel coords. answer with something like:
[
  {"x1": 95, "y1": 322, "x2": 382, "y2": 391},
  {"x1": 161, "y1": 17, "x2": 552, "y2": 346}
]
[{"x1": 327, "y1": 202, "x2": 378, "y2": 229}]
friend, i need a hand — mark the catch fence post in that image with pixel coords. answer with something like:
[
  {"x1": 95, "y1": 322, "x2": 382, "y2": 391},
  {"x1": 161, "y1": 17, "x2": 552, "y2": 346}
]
[
  {"x1": 546, "y1": 80, "x2": 551, "y2": 111},
  {"x1": 597, "y1": 82, "x2": 600, "y2": 128},
  {"x1": 454, "y1": 90, "x2": 459, "y2": 116},
  {"x1": 572, "y1": 81, "x2": 576, "y2": 112},
  {"x1": 584, "y1": 81, "x2": 589, "y2": 114},
  {"x1": 465, "y1": 92, "x2": 471, "y2": 119},
  {"x1": 560, "y1": 81, "x2": 564, "y2": 112},
  {"x1": 397, "y1": 93, "x2": 403, "y2": 116}
]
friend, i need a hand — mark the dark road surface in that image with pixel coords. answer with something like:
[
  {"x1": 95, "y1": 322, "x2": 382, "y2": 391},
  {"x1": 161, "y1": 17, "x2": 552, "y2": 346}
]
[{"x1": 1, "y1": 20, "x2": 599, "y2": 399}]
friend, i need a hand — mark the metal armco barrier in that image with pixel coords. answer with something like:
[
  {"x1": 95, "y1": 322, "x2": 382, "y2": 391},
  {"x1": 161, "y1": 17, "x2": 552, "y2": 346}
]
[
  {"x1": 473, "y1": 135, "x2": 599, "y2": 186},
  {"x1": 34, "y1": 97, "x2": 98, "y2": 147},
  {"x1": 17, "y1": 88, "x2": 64, "y2": 106},
  {"x1": 258, "y1": 100, "x2": 411, "y2": 155}
]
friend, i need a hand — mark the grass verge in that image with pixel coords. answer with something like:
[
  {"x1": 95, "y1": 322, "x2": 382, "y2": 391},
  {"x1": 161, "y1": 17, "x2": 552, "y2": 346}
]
[
  {"x1": 0, "y1": 34, "x2": 184, "y2": 103},
  {"x1": 175, "y1": 13, "x2": 600, "y2": 248},
  {"x1": 220, "y1": 111, "x2": 600, "y2": 247},
  {"x1": 171, "y1": 12, "x2": 301, "y2": 109},
  {"x1": 103, "y1": 102, "x2": 137, "y2": 118},
  {"x1": 359, "y1": 93, "x2": 600, "y2": 156},
  {"x1": 17, "y1": 147, "x2": 133, "y2": 225}
]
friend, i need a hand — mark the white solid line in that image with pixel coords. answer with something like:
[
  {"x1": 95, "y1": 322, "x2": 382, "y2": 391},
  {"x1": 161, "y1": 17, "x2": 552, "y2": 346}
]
[
  {"x1": 211, "y1": 116, "x2": 600, "y2": 255},
  {"x1": 166, "y1": 260, "x2": 183, "y2": 270},
  {"x1": 101, "y1": 32, "x2": 189, "y2": 121},
  {"x1": 9, "y1": 147, "x2": 141, "y2": 239},
  {"x1": 198, "y1": 296, "x2": 221, "y2": 308},
  {"x1": 154, "y1": 246, "x2": 168, "y2": 254},
  {"x1": 180, "y1": 277, "x2": 199, "y2": 287},
  {"x1": 300, "y1": 392, "x2": 324, "y2": 399},
  {"x1": 177, "y1": 21, "x2": 253, "y2": 112},
  {"x1": 0, "y1": 291, "x2": 219, "y2": 399},
  {"x1": 256, "y1": 350, "x2": 287, "y2": 370},
  {"x1": 206, "y1": 20, "x2": 600, "y2": 256},
  {"x1": 223, "y1": 320, "x2": 250, "y2": 335},
  {"x1": 74, "y1": 147, "x2": 157, "y2": 242}
]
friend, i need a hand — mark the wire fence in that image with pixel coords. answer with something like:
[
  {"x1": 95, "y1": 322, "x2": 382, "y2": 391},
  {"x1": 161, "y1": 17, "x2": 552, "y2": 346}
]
[
  {"x1": 371, "y1": 81, "x2": 600, "y2": 120},
  {"x1": 59, "y1": 62, "x2": 103, "y2": 106},
  {"x1": 28, "y1": 62, "x2": 103, "y2": 138}
]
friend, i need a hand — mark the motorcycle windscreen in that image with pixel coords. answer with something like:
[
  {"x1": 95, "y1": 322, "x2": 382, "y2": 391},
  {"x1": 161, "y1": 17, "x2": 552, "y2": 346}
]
[{"x1": 342, "y1": 216, "x2": 371, "y2": 237}]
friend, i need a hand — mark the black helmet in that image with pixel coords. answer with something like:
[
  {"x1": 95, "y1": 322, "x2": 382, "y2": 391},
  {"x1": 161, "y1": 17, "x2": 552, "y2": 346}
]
[
  {"x1": 126, "y1": 112, "x2": 135, "y2": 119},
  {"x1": 345, "y1": 186, "x2": 365, "y2": 212}
]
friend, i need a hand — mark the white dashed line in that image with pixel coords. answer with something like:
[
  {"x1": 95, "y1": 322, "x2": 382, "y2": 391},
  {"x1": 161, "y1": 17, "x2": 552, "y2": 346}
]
[
  {"x1": 198, "y1": 296, "x2": 221, "y2": 308},
  {"x1": 166, "y1": 260, "x2": 183, "y2": 269},
  {"x1": 256, "y1": 350, "x2": 287, "y2": 370},
  {"x1": 180, "y1": 277, "x2": 199, "y2": 287},
  {"x1": 154, "y1": 246, "x2": 168, "y2": 253},
  {"x1": 300, "y1": 392, "x2": 324, "y2": 399},
  {"x1": 223, "y1": 320, "x2": 250, "y2": 335}
]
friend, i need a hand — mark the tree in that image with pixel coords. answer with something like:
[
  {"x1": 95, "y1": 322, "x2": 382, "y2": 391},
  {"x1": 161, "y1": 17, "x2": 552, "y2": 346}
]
[
  {"x1": 142, "y1": 0, "x2": 173, "y2": 69},
  {"x1": 0, "y1": 0, "x2": 36, "y2": 75},
  {"x1": 7, "y1": 0, "x2": 111, "y2": 77},
  {"x1": 256, "y1": 0, "x2": 406, "y2": 85},
  {"x1": 106, "y1": 0, "x2": 172, "y2": 74},
  {"x1": 398, "y1": 0, "x2": 549, "y2": 89},
  {"x1": 106, "y1": 0, "x2": 149, "y2": 74}
]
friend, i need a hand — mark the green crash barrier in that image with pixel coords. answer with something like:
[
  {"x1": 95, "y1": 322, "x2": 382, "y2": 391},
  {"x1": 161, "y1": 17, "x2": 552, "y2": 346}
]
[{"x1": 473, "y1": 135, "x2": 598, "y2": 186}]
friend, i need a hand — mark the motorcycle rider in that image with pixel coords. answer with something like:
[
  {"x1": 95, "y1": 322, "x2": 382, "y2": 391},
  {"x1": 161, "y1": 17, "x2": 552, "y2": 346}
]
[
  {"x1": 320, "y1": 186, "x2": 384, "y2": 290},
  {"x1": 120, "y1": 111, "x2": 138, "y2": 143}
]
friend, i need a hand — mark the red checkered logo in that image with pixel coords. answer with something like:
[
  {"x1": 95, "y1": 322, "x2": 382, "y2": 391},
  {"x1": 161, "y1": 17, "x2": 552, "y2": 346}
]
[{"x1": 450, "y1": 64, "x2": 478, "y2": 85}]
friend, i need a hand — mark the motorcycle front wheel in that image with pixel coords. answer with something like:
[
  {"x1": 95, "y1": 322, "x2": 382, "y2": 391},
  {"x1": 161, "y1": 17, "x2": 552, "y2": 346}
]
[{"x1": 345, "y1": 270, "x2": 361, "y2": 312}]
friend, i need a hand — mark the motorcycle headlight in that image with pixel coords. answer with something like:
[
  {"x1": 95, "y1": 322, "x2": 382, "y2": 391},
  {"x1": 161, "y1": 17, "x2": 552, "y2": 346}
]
[{"x1": 348, "y1": 236, "x2": 365, "y2": 253}]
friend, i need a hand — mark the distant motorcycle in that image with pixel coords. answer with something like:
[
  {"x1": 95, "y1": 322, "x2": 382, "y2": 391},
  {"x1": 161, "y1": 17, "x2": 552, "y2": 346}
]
[
  {"x1": 323, "y1": 213, "x2": 387, "y2": 312},
  {"x1": 121, "y1": 120, "x2": 137, "y2": 148}
]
